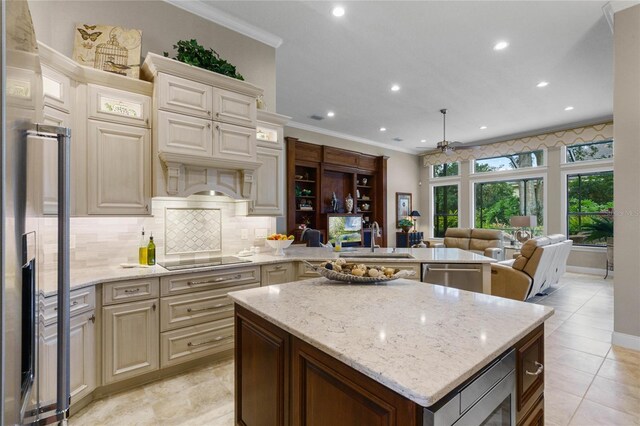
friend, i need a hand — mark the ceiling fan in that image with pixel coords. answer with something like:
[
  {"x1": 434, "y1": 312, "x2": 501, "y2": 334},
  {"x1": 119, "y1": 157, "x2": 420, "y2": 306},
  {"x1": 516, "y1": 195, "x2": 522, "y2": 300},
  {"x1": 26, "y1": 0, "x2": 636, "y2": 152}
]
[{"x1": 417, "y1": 109, "x2": 478, "y2": 155}]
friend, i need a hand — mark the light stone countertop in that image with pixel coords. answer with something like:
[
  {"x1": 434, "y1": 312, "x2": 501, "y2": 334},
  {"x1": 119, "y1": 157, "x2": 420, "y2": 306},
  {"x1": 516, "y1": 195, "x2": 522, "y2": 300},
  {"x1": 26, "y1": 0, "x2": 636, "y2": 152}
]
[
  {"x1": 40, "y1": 247, "x2": 493, "y2": 296},
  {"x1": 229, "y1": 278, "x2": 553, "y2": 407}
]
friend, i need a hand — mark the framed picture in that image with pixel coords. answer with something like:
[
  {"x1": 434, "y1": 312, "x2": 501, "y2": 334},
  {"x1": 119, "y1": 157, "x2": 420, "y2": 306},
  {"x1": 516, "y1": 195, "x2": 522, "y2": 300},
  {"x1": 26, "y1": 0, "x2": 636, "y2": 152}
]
[{"x1": 396, "y1": 192, "x2": 412, "y2": 227}]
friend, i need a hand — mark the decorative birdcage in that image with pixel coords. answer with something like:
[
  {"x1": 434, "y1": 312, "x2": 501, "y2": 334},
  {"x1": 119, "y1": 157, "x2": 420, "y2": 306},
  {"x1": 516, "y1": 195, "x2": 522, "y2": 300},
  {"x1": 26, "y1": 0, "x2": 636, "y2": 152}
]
[{"x1": 94, "y1": 35, "x2": 128, "y2": 75}]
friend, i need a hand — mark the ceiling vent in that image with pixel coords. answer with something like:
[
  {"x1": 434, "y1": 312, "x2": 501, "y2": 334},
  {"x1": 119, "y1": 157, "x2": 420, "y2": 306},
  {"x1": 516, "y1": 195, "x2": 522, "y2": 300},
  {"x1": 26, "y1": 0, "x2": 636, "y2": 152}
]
[
  {"x1": 309, "y1": 114, "x2": 325, "y2": 120},
  {"x1": 393, "y1": 137, "x2": 403, "y2": 142}
]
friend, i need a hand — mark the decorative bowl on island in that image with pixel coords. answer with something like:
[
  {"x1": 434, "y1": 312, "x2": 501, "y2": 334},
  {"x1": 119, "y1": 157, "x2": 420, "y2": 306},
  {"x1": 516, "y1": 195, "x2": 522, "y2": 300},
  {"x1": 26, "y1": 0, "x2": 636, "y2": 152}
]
[{"x1": 265, "y1": 234, "x2": 295, "y2": 256}]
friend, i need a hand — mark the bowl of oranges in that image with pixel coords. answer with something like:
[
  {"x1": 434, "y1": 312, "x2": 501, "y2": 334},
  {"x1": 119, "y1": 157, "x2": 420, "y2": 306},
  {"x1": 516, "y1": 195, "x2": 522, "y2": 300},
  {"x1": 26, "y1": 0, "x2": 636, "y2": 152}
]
[{"x1": 265, "y1": 234, "x2": 295, "y2": 256}]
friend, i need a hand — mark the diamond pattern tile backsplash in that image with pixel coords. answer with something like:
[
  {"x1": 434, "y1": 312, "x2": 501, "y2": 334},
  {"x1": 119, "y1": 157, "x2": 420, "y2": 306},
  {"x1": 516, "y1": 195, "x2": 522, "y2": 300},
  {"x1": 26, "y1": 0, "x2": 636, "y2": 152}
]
[{"x1": 165, "y1": 208, "x2": 222, "y2": 255}]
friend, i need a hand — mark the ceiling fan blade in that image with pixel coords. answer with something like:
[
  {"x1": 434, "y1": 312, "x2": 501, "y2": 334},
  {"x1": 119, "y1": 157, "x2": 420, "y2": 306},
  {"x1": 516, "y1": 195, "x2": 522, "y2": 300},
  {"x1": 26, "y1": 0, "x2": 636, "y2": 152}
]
[{"x1": 416, "y1": 148, "x2": 442, "y2": 155}]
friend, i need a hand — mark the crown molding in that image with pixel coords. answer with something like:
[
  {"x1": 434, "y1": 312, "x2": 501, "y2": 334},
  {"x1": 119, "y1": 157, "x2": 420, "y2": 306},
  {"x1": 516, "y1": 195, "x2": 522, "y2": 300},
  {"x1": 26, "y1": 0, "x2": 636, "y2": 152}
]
[
  {"x1": 286, "y1": 121, "x2": 419, "y2": 155},
  {"x1": 163, "y1": 0, "x2": 283, "y2": 48}
]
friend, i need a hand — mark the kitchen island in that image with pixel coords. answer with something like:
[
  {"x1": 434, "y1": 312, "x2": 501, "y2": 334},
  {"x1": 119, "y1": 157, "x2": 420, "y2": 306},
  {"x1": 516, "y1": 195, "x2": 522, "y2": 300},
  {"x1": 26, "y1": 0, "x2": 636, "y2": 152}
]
[{"x1": 229, "y1": 277, "x2": 553, "y2": 425}]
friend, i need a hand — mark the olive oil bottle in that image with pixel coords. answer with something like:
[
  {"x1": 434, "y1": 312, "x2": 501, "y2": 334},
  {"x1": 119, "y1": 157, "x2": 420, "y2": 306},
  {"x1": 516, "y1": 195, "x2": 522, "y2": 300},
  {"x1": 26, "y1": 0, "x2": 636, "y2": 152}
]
[
  {"x1": 138, "y1": 228, "x2": 147, "y2": 265},
  {"x1": 147, "y1": 233, "x2": 156, "y2": 266}
]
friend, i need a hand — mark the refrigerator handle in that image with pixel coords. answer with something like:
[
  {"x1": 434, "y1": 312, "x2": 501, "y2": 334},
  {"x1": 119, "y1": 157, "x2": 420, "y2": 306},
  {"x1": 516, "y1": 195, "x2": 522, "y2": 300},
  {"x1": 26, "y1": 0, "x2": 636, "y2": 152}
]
[{"x1": 56, "y1": 127, "x2": 71, "y2": 422}]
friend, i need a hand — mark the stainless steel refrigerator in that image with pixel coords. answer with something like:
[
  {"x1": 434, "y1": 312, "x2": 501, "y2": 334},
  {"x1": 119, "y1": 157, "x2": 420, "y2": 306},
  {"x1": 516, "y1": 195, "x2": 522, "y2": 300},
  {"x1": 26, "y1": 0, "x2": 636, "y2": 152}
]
[{"x1": 2, "y1": 0, "x2": 72, "y2": 424}]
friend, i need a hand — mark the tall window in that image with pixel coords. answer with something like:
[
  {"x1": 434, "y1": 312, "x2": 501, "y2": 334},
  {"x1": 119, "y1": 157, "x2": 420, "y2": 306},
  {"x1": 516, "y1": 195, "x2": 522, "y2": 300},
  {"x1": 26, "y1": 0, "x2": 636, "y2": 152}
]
[
  {"x1": 475, "y1": 178, "x2": 544, "y2": 229},
  {"x1": 433, "y1": 185, "x2": 458, "y2": 237},
  {"x1": 567, "y1": 171, "x2": 613, "y2": 246},
  {"x1": 433, "y1": 162, "x2": 459, "y2": 178},
  {"x1": 566, "y1": 140, "x2": 613, "y2": 163},
  {"x1": 474, "y1": 150, "x2": 544, "y2": 173}
]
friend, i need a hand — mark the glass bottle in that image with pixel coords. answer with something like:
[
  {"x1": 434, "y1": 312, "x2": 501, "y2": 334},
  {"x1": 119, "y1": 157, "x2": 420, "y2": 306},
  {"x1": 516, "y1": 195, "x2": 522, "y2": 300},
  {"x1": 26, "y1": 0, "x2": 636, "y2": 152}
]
[
  {"x1": 147, "y1": 233, "x2": 156, "y2": 266},
  {"x1": 138, "y1": 228, "x2": 147, "y2": 265}
]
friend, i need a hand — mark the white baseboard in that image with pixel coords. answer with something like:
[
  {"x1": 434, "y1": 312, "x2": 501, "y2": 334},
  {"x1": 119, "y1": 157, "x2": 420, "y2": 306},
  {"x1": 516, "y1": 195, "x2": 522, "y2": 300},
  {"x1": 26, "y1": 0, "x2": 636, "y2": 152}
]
[
  {"x1": 566, "y1": 266, "x2": 612, "y2": 277},
  {"x1": 612, "y1": 331, "x2": 640, "y2": 351}
]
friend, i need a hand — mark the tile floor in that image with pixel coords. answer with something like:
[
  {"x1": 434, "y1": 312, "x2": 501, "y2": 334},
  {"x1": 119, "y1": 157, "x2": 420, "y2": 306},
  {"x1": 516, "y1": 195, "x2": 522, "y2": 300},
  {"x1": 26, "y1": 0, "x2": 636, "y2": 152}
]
[{"x1": 70, "y1": 272, "x2": 639, "y2": 425}]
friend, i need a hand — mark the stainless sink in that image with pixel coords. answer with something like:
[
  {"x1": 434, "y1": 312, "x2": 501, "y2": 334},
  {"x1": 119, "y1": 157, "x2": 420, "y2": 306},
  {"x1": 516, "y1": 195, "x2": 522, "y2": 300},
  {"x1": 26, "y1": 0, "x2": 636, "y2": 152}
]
[{"x1": 338, "y1": 252, "x2": 415, "y2": 259}]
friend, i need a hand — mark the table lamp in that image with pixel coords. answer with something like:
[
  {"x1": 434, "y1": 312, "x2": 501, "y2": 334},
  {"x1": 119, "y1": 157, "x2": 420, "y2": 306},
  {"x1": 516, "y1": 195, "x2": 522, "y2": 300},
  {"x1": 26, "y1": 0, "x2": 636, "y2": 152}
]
[
  {"x1": 510, "y1": 215, "x2": 537, "y2": 243},
  {"x1": 410, "y1": 210, "x2": 421, "y2": 232}
]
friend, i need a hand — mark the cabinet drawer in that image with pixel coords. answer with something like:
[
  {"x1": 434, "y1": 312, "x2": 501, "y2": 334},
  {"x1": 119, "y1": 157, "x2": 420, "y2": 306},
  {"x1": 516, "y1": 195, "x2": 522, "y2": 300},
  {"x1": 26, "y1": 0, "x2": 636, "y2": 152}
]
[
  {"x1": 102, "y1": 278, "x2": 159, "y2": 305},
  {"x1": 41, "y1": 286, "x2": 95, "y2": 326},
  {"x1": 261, "y1": 262, "x2": 294, "y2": 286},
  {"x1": 156, "y1": 73, "x2": 213, "y2": 119},
  {"x1": 519, "y1": 395, "x2": 543, "y2": 426},
  {"x1": 88, "y1": 84, "x2": 151, "y2": 127},
  {"x1": 297, "y1": 261, "x2": 324, "y2": 280},
  {"x1": 161, "y1": 266, "x2": 260, "y2": 296},
  {"x1": 156, "y1": 110, "x2": 213, "y2": 157},
  {"x1": 516, "y1": 326, "x2": 544, "y2": 423},
  {"x1": 42, "y1": 65, "x2": 72, "y2": 113},
  {"x1": 160, "y1": 282, "x2": 259, "y2": 332},
  {"x1": 212, "y1": 87, "x2": 256, "y2": 127},
  {"x1": 214, "y1": 121, "x2": 257, "y2": 162},
  {"x1": 160, "y1": 317, "x2": 234, "y2": 367}
]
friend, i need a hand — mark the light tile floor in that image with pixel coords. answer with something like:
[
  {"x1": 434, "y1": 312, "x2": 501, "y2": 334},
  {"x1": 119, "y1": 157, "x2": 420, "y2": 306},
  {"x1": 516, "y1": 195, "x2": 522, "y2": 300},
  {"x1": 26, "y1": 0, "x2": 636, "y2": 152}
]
[{"x1": 70, "y1": 273, "x2": 639, "y2": 425}]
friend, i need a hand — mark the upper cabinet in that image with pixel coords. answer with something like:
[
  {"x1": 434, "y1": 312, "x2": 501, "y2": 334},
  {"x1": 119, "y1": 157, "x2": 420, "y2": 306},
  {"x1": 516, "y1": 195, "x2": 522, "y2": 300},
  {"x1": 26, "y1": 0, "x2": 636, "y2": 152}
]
[
  {"x1": 38, "y1": 42, "x2": 153, "y2": 217},
  {"x1": 141, "y1": 53, "x2": 264, "y2": 200}
]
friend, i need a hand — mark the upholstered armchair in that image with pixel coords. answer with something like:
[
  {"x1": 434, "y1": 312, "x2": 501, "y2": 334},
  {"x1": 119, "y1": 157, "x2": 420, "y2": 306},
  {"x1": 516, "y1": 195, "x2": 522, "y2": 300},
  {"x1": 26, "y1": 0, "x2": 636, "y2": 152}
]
[
  {"x1": 491, "y1": 234, "x2": 573, "y2": 301},
  {"x1": 430, "y1": 228, "x2": 505, "y2": 261}
]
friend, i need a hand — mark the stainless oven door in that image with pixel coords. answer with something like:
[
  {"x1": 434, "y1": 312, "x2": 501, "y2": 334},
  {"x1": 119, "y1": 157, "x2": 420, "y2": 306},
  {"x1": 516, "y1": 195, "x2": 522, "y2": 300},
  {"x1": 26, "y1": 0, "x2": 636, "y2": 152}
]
[{"x1": 454, "y1": 370, "x2": 516, "y2": 425}]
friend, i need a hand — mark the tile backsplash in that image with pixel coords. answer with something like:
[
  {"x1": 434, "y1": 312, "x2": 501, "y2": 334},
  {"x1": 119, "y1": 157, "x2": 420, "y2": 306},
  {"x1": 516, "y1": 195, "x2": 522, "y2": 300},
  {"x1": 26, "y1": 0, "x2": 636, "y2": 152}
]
[
  {"x1": 165, "y1": 207, "x2": 222, "y2": 255},
  {"x1": 39, "y1": 195, "x2": 276, "y2": 273}
]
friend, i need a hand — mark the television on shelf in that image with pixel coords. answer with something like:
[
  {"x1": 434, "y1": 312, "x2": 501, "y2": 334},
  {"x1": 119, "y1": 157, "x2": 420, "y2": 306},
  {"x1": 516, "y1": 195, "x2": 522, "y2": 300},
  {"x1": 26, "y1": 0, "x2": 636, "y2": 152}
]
[{"x1": 327, "y1": 214, "x2": 363, "y2": 247}]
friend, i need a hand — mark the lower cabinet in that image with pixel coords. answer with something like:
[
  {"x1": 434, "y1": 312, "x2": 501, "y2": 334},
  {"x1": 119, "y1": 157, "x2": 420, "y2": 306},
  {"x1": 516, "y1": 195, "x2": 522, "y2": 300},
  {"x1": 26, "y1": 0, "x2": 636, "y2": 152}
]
[
  {"x1": 261, "y1": 262, "x2": 295, "y2": 286},
  {"x1": 40, "y1": 310, "x2": 97, "y2": 404},
  {"x1": 102, "y1": 299, "x2": 159, "y2": 384}
]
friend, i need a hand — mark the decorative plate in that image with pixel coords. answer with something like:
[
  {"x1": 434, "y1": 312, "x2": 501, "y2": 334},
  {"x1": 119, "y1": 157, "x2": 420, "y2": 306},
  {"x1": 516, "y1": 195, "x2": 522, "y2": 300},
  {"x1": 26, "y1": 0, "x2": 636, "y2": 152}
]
[{"x1": 303, "y1": 261, "x2": 416, "y2": 284}]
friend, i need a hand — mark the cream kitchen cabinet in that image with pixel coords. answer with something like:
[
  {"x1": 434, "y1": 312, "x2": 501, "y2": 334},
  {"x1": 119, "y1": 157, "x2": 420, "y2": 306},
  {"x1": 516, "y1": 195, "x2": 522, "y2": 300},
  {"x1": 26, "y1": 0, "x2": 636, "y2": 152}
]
[
  {"x1": 157, "y1": 110, "x2": 213, "y2": 157},
  {"x1": 211, "y1": 87, "x2": 256, "y2": 128},
  {"x1": 156, "y1": 72, "x2": 213, "y2": 119},
  {"x1": 261, "y1": 262, "x2": 295, "y2": 286},
  {"x1": 87, "y1": 120, "x2": 151, "y2": 215},
  {"x1": 102, "y1": 298, "x2": 159, "y2": 384},
  {"x1": 248, "y1": 111, "x2": 290, "y2": 216},
  {"x1": 214, "y1": 121, "x2": 257, "y2": 161},
  {"x1": 40, "y1": 311, "x2": 97, "y2": 404}
]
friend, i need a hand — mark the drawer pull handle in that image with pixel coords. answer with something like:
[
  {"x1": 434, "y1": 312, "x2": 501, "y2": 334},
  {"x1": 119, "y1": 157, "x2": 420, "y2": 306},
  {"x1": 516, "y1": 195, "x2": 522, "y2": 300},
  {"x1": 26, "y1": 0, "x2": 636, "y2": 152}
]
[
  {"x1": 124, "y1": 288, "x2": 141, "y2": 294},
  {"x1": 207, "y1": 110, "x2": 211, "y2": 116},
  {"x1": 89, "y1": 314, "x2": 96, "y2": 324},
  {"x1": 54, "y1": 300, "x2": 78, "y2": 311},
  {"x1": 215, "y1": 112, "x2": 220, "y2": 117},
  {"x1": 152, "y1": 303, "x2": 157, "y2": 311},
  {"x1": 187, "y1": 303, "x2": 226, "y2": 313},
  {"x1": 525, "y1": 361, "x2": 544, "y2": 376},
  {"x1": 188, "y1": 274, "x2": 243, "y2": 286},
  {"x1": 187, "y1": 335, "x2": 231, "y2": 347},
  {"x1": 425, "y1": 267, "x2": 482, "y2": 273}
]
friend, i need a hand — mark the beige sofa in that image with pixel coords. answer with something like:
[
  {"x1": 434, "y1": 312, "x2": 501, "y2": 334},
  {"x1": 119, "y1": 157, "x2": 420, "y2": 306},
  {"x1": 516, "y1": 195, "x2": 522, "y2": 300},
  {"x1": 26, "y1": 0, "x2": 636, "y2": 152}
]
[
  {"x1": 430, "y1": 228, "x2": 505, "y2": 261},
  {"x1": 491, "y1": 234, "x2": 573, "y2": 301}
]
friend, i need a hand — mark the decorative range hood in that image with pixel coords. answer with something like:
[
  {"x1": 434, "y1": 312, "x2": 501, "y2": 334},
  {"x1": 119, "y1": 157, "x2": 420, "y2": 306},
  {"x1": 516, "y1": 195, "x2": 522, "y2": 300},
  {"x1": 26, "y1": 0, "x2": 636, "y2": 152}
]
[{"x1": 158, "y1": 152, "x2": 262, "y2": 199}]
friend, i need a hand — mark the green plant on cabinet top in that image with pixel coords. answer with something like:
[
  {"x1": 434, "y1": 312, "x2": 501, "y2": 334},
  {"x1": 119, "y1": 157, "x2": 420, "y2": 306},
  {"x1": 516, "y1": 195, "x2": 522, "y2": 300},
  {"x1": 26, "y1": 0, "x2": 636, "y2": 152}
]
[{"x1": 163, "y1": 39, "x2": 244, "y2": 80}]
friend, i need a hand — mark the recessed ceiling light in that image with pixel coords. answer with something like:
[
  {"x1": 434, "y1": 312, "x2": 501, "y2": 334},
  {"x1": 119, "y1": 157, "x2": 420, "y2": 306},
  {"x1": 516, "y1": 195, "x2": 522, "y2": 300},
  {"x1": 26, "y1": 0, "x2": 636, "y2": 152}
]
[
  {"x1": 379, "y1": 127, "x2": 387, "y2": 132},
  {"x1": 390, "y1": 84, "x2": 400, "y2": 92},
  {"x1": 564, "y1": 106, "x2": 574, "y2": 111},
  {"x1": 327, "y1": 111, "x2": 335, "y2": 117},
  {"x1": 420, "y1": 139, "x2": 427, "y2": 143},
  {"x1": 536, "y1": 81, "x2": 549, "y2": 88},
  {"x1": 493, "y1": 41, "x2": 509, "y2": 51},
  {"x1": 332, "y1": 6, "x2": 345, "y2": 17},
  {"x1": 480, "y1": 126, "x2": 487, "y2": 130}
]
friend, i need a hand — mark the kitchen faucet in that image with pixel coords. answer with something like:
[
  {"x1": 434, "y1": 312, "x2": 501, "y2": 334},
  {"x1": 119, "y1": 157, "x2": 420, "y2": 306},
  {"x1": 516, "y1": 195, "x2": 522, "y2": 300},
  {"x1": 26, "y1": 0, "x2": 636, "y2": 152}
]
[{"x1": 371, "y1": 221, "x2": 380, "y2": 252}]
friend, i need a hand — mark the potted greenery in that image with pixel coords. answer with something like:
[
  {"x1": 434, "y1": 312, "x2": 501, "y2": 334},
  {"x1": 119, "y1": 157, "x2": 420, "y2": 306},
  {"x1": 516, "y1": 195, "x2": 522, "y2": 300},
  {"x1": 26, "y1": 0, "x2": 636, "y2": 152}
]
[
  {"x1": 164, "y1": 39, "x2": 244, "y2": 80},
  {"x1": 582, "y1": 214, "x2": 614, "y2": 274},
  {"x1": 398, "y1": 218, "x2": 414, "y2": 233}
]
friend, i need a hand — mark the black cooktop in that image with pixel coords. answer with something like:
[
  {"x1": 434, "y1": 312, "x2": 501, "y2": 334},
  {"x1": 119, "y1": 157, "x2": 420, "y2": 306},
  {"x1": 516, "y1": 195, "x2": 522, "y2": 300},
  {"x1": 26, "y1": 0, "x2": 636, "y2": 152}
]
[{"x1": 159, "y1": 256, "x2": 251, "y2": 271}]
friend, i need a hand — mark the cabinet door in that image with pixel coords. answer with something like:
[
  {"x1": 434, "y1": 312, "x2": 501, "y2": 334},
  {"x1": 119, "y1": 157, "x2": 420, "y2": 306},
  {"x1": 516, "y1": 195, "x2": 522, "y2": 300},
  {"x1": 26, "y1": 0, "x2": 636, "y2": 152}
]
[
  {"x1": 103, "y1": 299, "x2": 159, "y2": 384},
  {"x1": 516, "y1": 325, "x2": 544, "y2": 424},
  {"x1": 42, "y1": 65, "x2": 72, "y2": 113},
  {"x1": 235, "y1": 305, "x2": 289, "y2": 426},
  {"x1": 261, "y1": 263, "x2": 294, "y2": 286},
  {"x1": 249, "y1": 147, "x2": 284, "y2": 216},
  {"x1": 39, "y1": 312, "x2": 96, "y2": 405},
  {"x1": 156, "y1": 73, "x2": 213, "y2": 119},
  {"x1": 156, "y1": 110, "x2": 212, "y2": 157},
  {"x1": 87, "y1": 120, "x2": 150, "y2": 215},
  {"x1": 213, "y1": 122, "x2": 257, "y2": 162},
  {"x1": 212, "y1": 88, "x2": 256, "y2": 128},
  {"x1": 88, "y1": 84, "x2": 150, "y2": 128}
]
